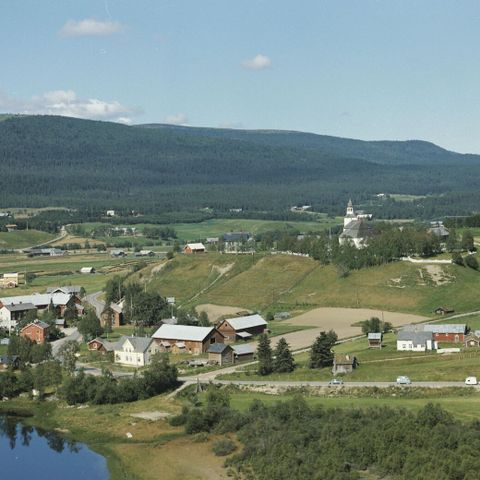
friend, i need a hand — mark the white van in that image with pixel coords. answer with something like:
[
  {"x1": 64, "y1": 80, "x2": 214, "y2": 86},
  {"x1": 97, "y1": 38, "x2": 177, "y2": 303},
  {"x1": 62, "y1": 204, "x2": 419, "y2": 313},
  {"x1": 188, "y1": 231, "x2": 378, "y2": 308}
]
[{"x1": 465, "y1": 376, "x2": 478, "y2": 385}]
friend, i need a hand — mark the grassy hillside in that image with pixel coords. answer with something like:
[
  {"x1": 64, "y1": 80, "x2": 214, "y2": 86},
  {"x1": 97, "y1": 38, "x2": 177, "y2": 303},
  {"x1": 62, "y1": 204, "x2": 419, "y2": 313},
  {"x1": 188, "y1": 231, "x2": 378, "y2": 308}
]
[
  {"x1": 139, "y1": 254, "x2": 480, "y2": 316},
  {"x1": 0, "y1": 229, "x2": 56, "y2": 249}
]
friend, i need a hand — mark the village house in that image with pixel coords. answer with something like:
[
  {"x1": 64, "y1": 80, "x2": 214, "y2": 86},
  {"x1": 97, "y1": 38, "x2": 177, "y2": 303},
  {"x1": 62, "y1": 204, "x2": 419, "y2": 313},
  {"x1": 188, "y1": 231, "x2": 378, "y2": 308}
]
[
  {"x1": 332, "y1": 354, "x2": 358, "y2": 375},
  {"x1": 428, "y1": 221, "x2": 450, "y2": 241},
  {"x1": 184, "y1": 243, "x2": 206, "y2": 254},
  {"x1": 207, "y1": 343, "x2": 234, "y2": 366},
  {"x1": 397, "y1": 330, "x2": 436, "y2": 351},
  {"x1": 114, "y1": 336, "x2": 158, "y2": 367},
  {"x1": 0, "y1": 355, "x2": 19, "y2": 370},
  {"x1": 222, "y1": 232, "x2": 253, "y2": 253},
  {"x1": 5, "y1": 224, "x2": 17, "y2": 232},
  {"x1": 152, "y1": 324, "x2": 224, "y2": 355},
  {"x1": 88, "y1": 337, "x2": 116, "y2": 355},
  {"x1": 338, "y1": 200, "x2": 374, "y2": 249},
  {"x1": 26, "y1": 248, "x2": 66, "y2": 257},
  {"x1": 0, "y1": 302, "x2": 37, "y2": 331},
  {"x1": 368, "y1": 332, "x2": 383, "y2": 349},
  {"x1": 217, "y1": 314, "x2": 267, "y2": 343},
  {"x1": 0, "y1": 292, "x2": 82, "y2": 318},
  {"x1": 20, "y1": 320, "x2": 50, "y2": 344},
  {"x1": 232, "y1": 344, "x2": 255, "y2": 363},
  {"x1": 101, "y1": 301, "x2": 124, "y2": 328}
]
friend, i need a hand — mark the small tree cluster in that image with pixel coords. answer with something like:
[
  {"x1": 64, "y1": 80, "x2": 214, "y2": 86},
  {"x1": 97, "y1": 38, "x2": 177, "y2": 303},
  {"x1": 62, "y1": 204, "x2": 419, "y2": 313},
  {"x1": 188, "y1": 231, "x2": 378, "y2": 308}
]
[
  {"x1": 360, "y1": 317, "x2": 392, "y2": 336},
  {"x1": 309, "y1": 330, "x2": 338, "y2": 369}
]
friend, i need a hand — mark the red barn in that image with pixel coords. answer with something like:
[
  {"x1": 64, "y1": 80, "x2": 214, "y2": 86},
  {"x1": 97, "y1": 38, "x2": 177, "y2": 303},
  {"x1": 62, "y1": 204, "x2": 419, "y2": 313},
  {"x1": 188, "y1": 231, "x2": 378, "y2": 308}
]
[
  {"x1": 20, "y1": 320, "x2": 50, "y2": 344},
  {"x1": 424, "y1": 324, "x2": 466, "y2": 343}
]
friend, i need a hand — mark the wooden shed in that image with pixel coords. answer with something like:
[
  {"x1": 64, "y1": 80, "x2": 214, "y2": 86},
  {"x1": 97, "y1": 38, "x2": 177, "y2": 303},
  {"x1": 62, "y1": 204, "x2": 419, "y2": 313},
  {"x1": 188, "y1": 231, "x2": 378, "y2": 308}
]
[
  {"x1": 208, "y1": 343, "x2": 234, "y2": 366},
  {"x1": 368, "y1": 332, "x2": 382, "y2": 349},
  {"x1": 332, "y1": 354, "x2": 358, "y2": 375}
]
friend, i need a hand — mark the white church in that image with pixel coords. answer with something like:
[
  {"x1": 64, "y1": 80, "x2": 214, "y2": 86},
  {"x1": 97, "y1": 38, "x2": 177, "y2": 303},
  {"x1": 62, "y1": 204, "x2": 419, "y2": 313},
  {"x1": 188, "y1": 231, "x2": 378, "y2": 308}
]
[{"x1": 338, "y1": 199, "x2": 373, "y2": 248}]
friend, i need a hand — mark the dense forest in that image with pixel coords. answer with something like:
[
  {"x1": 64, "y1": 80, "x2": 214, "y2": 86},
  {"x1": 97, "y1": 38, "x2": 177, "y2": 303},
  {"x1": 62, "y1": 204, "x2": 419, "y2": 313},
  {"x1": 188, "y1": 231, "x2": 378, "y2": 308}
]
[
  {"x1": 2, "y1": 115, "x2": 480, "y2": 218},
  {"x1": 175, "y1": 390, "x2": 480, "y2": 480}
]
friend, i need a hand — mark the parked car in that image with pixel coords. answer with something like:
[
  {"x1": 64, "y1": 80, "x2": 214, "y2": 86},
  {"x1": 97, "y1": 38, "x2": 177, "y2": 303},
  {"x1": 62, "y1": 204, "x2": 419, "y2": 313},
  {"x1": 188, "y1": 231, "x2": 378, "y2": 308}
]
[
  {"x1": 465, "y1": 376, "x2": 478, "y2": 385},
  {"x1": 329, "y1": 378, "x2": 344, "y2": 386},
  {"x1": 396, "y1": 376, "x2": 411, "y2": 385}
]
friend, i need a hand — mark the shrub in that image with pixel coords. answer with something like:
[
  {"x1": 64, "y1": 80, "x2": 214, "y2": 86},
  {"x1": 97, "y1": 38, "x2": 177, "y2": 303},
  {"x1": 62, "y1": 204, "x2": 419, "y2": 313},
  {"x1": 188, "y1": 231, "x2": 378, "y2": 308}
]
[
  {"x1": 465, "y1": 254, "x2": 479, "y2": 270},
  {"x1": 212, "y1": 437, "x2": 236, "y2": 456}
]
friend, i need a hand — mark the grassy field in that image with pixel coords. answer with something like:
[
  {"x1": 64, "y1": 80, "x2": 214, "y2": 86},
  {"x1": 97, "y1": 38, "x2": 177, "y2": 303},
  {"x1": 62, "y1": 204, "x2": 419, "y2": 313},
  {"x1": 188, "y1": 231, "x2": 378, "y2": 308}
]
[
  {"x1": 198, "y1": 389, "x2": 480, "y2": 422},
  {"x1": 0, "y1": 252, "x2": 157, "y2": 294},
  {"x1": 77, "y1": 216, "x2": 342, "y2": 242},
  {"x1": 220, "y1": 332, "x2": 480, "y2": 382},
  {"x1": 0, "y1": 230, "x2": 56, "y2": 249}
]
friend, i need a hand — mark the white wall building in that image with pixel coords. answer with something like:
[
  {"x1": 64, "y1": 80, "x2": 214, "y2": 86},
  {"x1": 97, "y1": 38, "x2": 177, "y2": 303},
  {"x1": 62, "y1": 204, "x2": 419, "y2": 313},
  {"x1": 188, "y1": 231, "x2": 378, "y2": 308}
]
[
  {"x1": 396, "y1": 330, "x2": 436, "y2": 352},
  {"x1": 114, "y1": 336, "x2": 158, "y2": 367}
]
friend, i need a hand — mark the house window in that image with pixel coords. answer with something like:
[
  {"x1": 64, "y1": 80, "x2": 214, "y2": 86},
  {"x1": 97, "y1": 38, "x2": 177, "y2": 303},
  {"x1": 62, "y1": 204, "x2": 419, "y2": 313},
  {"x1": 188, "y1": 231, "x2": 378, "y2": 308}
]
[{"x1": 210, "y1": 337, "x2": 216, "y2": 344}]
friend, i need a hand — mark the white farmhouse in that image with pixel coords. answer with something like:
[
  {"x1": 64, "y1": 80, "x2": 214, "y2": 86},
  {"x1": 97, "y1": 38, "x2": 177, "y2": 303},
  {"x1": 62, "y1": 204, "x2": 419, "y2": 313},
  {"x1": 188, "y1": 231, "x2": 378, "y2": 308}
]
[
  {"x1": 114, "y1": 336, "x2": 158, "y2": 367},
  {"x1": 397, "y1": 330, "x2": 436, "y2": 352}
]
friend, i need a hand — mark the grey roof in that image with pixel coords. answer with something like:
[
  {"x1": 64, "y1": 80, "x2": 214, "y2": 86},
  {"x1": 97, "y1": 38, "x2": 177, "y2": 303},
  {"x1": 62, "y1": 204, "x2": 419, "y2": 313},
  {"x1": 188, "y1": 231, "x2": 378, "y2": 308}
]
[
  {"x1": 55, "y1": 318, "x2": 65, "y2": 326},
  {"x1": 223, "y1": 314, "x2": 267, "y2": 331},
  {"x1": 397, "y1": 330, "x2": 433, "y2": 344},
  {"x1": 368, "y1": 332, "x2": 382, "y2": 340},
  {"x1": 340, "y1": 220, "x2": 374, "y2": 240},
  {"x1": 236, "y1": 331, "x2": 253, "y2": 338},
  {"x1": 152, "y1": 324, "x2": 215, "y2": 342},
  {"x1": 232, "y1": 344, "x2": 255, "y2": 355},
  {"x1": 4, "y1": 302, "x2": 36, "y2": 312},
  {"x1": 223, "y1": 232, "x2": 251, "y2": 242},
  {"x1": 428, "y1": 223, "x2": 449, "y2": 237},
  {"x1": 424, "y1": 324, "x2": 466, "y2": 334},
  {"x1": 116, "y1": 336, "x2": 153, "y2": 353},
  {"x1": 208, "y1": 343, "x2": 232, "y2": 354},
  {"x1": 22, "y1": 320, "x2": 50, "y2": 330},
  {"x1": 46, "y1": 286, "x2": 81, "y2": 295}
]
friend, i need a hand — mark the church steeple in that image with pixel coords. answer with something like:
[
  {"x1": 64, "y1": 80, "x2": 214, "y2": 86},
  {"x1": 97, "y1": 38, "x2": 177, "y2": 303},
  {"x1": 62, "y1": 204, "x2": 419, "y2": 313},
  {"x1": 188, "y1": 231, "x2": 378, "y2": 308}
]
[{"x1": 346, "y1": 199, "x2": 354, "y2": 216}]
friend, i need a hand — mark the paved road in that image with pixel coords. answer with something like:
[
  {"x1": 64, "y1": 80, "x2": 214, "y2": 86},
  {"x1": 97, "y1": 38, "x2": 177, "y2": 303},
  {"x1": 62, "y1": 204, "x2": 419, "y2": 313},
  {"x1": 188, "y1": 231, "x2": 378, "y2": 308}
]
[
  {"x1": 51, "y1": 327, "x2": 81, "y2": 358},
  {"x1": 85, "y1": 291, "x2": 106, "y2": 316},
  {"x1": 191, "y1": 379, "x2": 476, "y2": 389}
]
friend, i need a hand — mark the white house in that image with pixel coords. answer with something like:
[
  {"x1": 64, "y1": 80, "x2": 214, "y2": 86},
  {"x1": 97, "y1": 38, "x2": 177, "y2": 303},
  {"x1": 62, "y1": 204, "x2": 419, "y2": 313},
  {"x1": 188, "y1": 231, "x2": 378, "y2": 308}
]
[
  {"x1": 114, "y1": 336, "x2": 158, "y2": 367},
  {"x1": 397, "y1": 330, "x2": 436, "y2": 352},
  {"x1": 0, "y1": 303, "x2": 37, "y2": 331},
  {"x1": 106, "y1": 210, "x2": 116, "y2": 217}
]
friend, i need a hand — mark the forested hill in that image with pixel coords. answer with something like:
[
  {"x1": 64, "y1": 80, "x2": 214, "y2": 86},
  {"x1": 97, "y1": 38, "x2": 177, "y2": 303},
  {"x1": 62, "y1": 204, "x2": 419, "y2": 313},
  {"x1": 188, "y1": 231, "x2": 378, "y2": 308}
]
[
  {"x1": 138, "y1": 123, "x2": 478, "y2": 166},
  {"x1": 1, "y1": 114, "x2": 480, "y2": 217}
]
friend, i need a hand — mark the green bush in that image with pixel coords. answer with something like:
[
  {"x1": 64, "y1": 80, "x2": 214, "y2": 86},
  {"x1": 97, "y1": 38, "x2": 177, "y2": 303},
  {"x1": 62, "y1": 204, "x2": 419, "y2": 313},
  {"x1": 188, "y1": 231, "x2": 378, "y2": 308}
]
[{"x1": 212, "y1": 437, "x2": 236, "y2": 456}]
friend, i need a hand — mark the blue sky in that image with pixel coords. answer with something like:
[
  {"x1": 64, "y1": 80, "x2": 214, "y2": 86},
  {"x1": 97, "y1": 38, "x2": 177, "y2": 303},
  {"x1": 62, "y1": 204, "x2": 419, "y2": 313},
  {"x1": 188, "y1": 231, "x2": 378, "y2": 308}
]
[{"x1": 1, "y1": 1, "x2": 480, "y2": 152}]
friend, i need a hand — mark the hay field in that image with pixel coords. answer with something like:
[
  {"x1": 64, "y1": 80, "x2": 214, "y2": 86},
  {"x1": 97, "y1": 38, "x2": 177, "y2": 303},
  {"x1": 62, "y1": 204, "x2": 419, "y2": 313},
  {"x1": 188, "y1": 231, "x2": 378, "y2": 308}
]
[{"x1": 195, "y1": 303, "x2": 251, "y2": 323}]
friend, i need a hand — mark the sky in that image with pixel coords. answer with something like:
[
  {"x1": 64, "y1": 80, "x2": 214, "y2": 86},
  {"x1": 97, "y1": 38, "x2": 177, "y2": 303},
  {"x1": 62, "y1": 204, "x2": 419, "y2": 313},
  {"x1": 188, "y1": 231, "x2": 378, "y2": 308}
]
[{"x1": 1, "y1": 0, "x2": 480, "y2": 153}]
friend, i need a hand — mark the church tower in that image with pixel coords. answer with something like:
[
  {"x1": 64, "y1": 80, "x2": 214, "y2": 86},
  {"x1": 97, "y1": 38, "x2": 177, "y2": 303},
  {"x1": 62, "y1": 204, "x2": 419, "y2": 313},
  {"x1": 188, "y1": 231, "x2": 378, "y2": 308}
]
[{"x1": 344, "y1": 199, "x2": 356, "y2": 227}]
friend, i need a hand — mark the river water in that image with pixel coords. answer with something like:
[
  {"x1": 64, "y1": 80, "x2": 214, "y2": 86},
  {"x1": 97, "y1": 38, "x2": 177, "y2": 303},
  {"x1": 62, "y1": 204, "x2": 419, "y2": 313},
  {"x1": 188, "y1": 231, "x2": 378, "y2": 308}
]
[{"x1": 0, "y1": 414, "x2": 108, "y2": 479}]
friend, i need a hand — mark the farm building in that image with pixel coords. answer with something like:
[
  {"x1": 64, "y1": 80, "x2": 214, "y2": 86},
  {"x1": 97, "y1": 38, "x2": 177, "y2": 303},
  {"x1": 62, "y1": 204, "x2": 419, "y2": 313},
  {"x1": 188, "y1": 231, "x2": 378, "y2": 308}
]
[
  {"x1": 0, "y1": 273, "x2": 19, "y2": 289},
  {"x1": 223, "y1": 232, "x2": 252, "y2": 252},
  {"x1": 184, "y1": 243, "x2": 206, "y2": 254},
  {"x1": 368, "y1": 332, "x2": 382, "y2": 349},
  {"x1": 114, "y1": 336, "x2": 158, "y2": 367},
  {"x1": 20, "y1": 320, "x2": 50, "y2": 344},
  {"x1": 80, "y1": 267, "x2": 95, "y2": 274},
  {"x1": 101, "y1": 302, "x2": 124, "y2": 328},
  {"x1": 397, "y1": 330, "x2": 436, "y2": 351},
  {"x1": 110, "y1": 249, "x2": 126, "y2": 257},
  {"x1": 0, "y1": 302, "x2": 36, "y2": 331},
  {"x1": 88, "y1": 338, "x2": 116, "y2": 354},
  {"x1": 402, "y1": 323, "x2": 466, "y2": 344},
  {"x1": 26, "y1": 248, "x2": 66, "y2": 257},
  {"x1": 332, "y1": 354, "x2": 358, "y2": 375},
  {"x1": 5, "y1": 224, "x2": 17, "y2": 232},
  {"x1": 152, "y1": 324, "x2": 224, "y2": 355},
  {"x1": 434, "y1": 306, "x2": 455, "y2": 315},
  {"x1": 217, "y1": 314, "x2": 267, "y2": 343},
  {"x1": 0, "y1": 292, "x2": 81, "y2": 317},
  {"x1": 428, "y1": 221, "x2": 450, "y2": 240},
  {"x1": 135, "y1": 250, "x2": 155, "y2": 257},
  {"x1": 46, "y1": 286, "x2": 82, "y2": 296},
  {"x1": 232, "y1": 344, "x2": 255, "y2": 363},
  {"x1": 464, "y1": 331, "x2": 480, "y2": 348},
  {"x1": 208, "y1": 343, "x2": 234, "y2": 366}
]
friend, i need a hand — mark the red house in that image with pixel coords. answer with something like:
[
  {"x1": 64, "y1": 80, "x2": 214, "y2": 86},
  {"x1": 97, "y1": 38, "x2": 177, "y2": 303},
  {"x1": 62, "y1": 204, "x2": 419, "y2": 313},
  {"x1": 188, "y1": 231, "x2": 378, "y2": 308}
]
[
  {"x1": 20, "y1": 320, "x2": 50, "y2": 344},
  {"x1": 424, "y1": 324, "x2": 466, "y2": 343}
]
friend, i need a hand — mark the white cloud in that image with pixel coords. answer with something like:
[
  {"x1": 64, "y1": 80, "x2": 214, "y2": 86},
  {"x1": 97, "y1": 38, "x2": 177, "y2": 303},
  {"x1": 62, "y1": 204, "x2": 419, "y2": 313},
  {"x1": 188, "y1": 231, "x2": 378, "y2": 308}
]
[
  {"x1": 60, "y1": 18, "x2": 124, "y2": 37},
  {"x1": 242, "y1": 54, "x2": 272, "y2": 70},
  {"x1": 0, "y1": 88, "x2": 139, "y2": 124},
  {"x1": 165, "y1": 113, "x2": 188, "y2": 125}
]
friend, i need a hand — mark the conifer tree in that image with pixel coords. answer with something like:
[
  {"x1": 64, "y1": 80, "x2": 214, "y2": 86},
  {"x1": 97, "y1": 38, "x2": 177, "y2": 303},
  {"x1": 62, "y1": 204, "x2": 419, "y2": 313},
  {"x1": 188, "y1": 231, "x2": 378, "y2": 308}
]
[
  {"x1": 257, "y1": 333, "x2": 273, "y2": 376},
  {"x1": 309, "y1": 330, "x2": 337, "y2": 369},
  {"x1": 273, "y1": 337, "x2": 295, "y2": 373}
]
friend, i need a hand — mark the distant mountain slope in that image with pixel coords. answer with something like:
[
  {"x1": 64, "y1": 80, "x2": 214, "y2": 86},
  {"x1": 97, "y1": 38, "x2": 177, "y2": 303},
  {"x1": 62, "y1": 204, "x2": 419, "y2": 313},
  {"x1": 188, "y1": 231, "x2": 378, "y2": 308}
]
[
  {"x1": 1, "y1": 114, "x2": 480, "y2": 216},
  {"x1": 137, "y1": 123, "x2": 479, "y2": 166}
]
